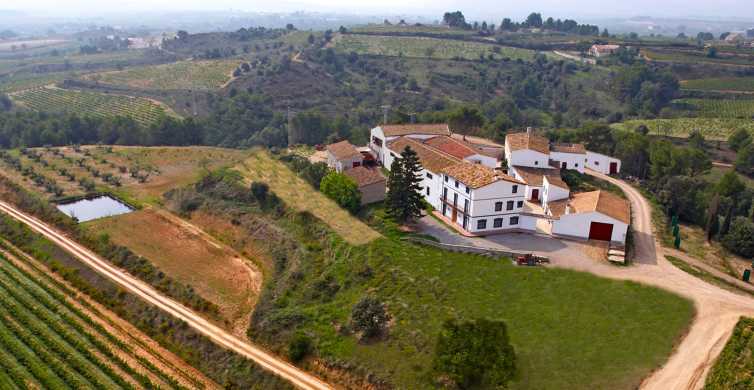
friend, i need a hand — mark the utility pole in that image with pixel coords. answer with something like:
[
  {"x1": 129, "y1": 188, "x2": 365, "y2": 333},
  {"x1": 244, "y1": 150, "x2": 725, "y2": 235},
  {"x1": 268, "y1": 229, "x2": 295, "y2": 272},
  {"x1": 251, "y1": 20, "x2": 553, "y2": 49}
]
[
  {"x1": 287, "y1": 106, "x2": 294, "y2": 144},
  {"x1": 380, "y1": 105, "x2": 391, "y2": 125}
]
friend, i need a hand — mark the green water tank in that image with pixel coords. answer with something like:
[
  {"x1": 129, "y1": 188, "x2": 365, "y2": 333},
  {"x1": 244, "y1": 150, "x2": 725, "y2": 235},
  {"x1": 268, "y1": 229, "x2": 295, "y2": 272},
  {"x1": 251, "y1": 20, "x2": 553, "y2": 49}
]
[{"x1": 744, "y1": 269, "x2": 751, "y2": 282}]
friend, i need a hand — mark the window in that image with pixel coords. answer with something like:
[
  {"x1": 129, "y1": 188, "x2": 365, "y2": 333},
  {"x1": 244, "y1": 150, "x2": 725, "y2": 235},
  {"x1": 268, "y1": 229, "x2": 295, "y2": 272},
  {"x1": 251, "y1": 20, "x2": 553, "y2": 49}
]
[
  {"x1": 512, "y1": 185, "x2": 518, "y2": 194},
  {"x1": 426, "y1": 187, "x2": 430, "y2": 196},
  {"x1": 595, "y1": 161, "x2": 600, "y2": 166},
  {"x1": 353, "y1": 161, "x2": 361, "y2": 168},
  {"x1": 464, "y1": 199, "x2": 469, "y2": 213},
  {"x1": 575, "y1": 163, "x2": 579, "y2": 167},
  {"x1": 444, "y1": 175, "x2": 449, "y2": 182},
  {"x1": 477, "y1": 219, "x2": 487, "y2": 230},
  {"x1": 506, "y1": 200, "x2": 514, "y2": 210},
  {"x1": 535, "y1": 161, "x2": 539, "y2": 165},
  {"x1": 426, "y1": 172, "x2": 433, "y2": 179},
  {"x1": 510, "y1": 216, "x2": 519, "y2": 225},
  {"x1": 455, "y1": 180, "x2": 459, "y2": 188},
  {"x1": 390, "y1": 152, "x2": 397, "y2": 158},
  {"x1": 465, "y1": 186, "x2": 470, "y2": 194},
  {"x1": 493, "y1": 218, "x2": 503, "y2": 228},
  {"x1": 517, "y1": 201, "x2": 523, "y2": 208},
  {"x1": 372, "y1": 136, "x2": 383, "y2": 147},
  {"x1": 495, "y1": 202, "x2": 503, "y2": 212}
]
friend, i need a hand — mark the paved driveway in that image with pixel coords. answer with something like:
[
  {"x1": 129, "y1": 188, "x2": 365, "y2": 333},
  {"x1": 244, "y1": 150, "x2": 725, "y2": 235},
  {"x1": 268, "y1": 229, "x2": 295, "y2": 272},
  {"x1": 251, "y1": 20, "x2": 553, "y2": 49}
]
[{"x1": 418, "y1": 215, "x2": 598, "y2": 265}]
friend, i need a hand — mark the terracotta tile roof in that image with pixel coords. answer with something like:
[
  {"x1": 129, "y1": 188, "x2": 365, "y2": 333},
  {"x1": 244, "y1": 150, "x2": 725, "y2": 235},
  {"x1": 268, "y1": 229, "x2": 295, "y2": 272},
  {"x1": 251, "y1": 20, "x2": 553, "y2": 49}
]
[
  {"x1": 551, "y1": 143, "x2": 586, "y2": 154},
  {"x1": 344, "y1": 166, "x2": 385, "y2": 187},
  {"x1": 326, "y1": 140, "x2": 361, "y2": 160},
  {"x1": 380, "y1": 123, "x2": 450, "y2": 137},
  {"x1": 423, "y1": 136, "x2": 477, "y2": 159},
  {"x1": 440, "y1": 162, "x2": 523, "y2": 189},
  {"x1": 547, "y1": 198, "x2": 568, "y2": 218},
  {"x1": 387, "y1": 137, "x2": 460, "y2": 172},
  {"x1": 512, "y1": 165, "x2": 561, "y2": 187},
  {"x1": 505, "y1": 132, "x2": 550, "y2": 155},
  {"x1": 568, "y1": 190, "x2": 630, "y2": 224}
]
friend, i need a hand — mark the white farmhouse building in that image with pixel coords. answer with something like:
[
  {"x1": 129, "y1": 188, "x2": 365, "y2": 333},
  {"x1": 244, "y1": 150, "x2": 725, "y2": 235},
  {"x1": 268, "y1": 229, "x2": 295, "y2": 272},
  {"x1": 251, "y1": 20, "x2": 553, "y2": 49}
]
[
  {"x1": 326, "y1": 140, "x2": 363, "y2": 173},
  {"x1": 370, "y1": 124, "x2": 451, "y2": 164},
  {"x1": 546, "y1": 190, "x2": 630, "y2": 242},
  {"x1": 585, "y1": 151, "x2": 621, "y2": 175},
  {"x1": 550, "y1": 143, "x2": 586, "y2": 173},
  {"x1": 371, "y1": 124, "x2": 629, "y2": 244},
  {"x1": 439, "y1": 163, "x2": 526, "y2": 234}
]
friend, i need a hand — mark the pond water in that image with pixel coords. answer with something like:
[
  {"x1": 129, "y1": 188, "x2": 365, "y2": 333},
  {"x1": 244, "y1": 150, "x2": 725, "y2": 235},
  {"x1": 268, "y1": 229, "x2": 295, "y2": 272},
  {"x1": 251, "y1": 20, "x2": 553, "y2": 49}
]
[{"x1": 56, "y1": 196, "x2": 133, "y2": 223}]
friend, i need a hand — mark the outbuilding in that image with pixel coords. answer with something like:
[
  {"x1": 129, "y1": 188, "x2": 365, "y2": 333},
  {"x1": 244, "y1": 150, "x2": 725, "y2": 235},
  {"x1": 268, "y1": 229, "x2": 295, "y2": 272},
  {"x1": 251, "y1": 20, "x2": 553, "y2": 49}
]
[
  {"x1": 343, "y1": 166, "x2": 387, "y2": 205},
  {"x1": 548, "y1": 190, "x2": 630, "y2": 243},
  {"x1": 585, "y1": 151, "x2": 621, "y2": 175}
]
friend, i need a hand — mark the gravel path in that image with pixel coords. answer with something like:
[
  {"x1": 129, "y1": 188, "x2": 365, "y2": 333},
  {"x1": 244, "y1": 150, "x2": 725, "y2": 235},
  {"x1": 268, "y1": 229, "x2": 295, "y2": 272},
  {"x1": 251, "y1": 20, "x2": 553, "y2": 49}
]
[{"x1": 418, "y1": 170, "x2": 754, "y2": 390}]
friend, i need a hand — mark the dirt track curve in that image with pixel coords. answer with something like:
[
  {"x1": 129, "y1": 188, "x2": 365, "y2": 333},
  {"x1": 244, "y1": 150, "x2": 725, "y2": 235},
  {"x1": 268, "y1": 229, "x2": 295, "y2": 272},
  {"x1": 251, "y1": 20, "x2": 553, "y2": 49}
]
[
  {"x1": 578, "y1": 170, "x2": 754, "y2": 390},
  {"x1": 0, "y1": 200, "x2": 332, "y2": 390}
]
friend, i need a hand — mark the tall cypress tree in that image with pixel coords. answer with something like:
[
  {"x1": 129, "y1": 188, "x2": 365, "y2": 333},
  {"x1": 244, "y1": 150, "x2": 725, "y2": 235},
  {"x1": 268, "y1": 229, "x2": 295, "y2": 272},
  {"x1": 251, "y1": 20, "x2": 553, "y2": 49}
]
[
  {"x1": 385, "y1": 155, "x2": 406, "y2": 221},
  {"x1": 385, "y1": 146, "x2": 424, "y2": 223}
]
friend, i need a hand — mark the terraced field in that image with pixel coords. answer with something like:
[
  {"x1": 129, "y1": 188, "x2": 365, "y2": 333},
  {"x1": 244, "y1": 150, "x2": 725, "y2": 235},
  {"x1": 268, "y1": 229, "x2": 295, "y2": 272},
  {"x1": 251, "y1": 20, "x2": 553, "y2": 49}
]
[
  {"x1": 11, "y1": 87, "x2": 176, "y2": 126},
  {"x1": 681, "y1": 77, "x2": 754, "y2": 93},
  {"x1": 612, "y1": 118, "x2": 754, "y2": 140},
  {"x1": 333, "y1": 33, "x2": 535, "y2": 61},
  {"x1": 0, "y1": 245, "x2": 217, "y2": 389},
  {"x1": 0, "y1": 72, "x2": 74, "y2": 93},
  {"x1": 236, "y1": 151, "x2": 381, "y2": 245},
  {"x1": 85, "y1": 60, "x2": 240, "y2": 90},
  {"x1": 674, "y1": 98, "x2": 754, "y2": 118}
]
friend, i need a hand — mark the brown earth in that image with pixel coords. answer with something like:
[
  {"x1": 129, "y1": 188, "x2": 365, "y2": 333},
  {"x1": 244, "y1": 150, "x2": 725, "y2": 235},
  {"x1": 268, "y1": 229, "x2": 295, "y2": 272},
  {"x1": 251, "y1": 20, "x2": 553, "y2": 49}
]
[{"x1": 87, "y1": 208, "x2": 262, "y2": 335}]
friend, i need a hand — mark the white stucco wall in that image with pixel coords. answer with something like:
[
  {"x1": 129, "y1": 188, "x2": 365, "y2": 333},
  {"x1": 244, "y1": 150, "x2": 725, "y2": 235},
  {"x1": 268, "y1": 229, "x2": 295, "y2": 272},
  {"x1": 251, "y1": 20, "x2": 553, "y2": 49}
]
[
  {"x1": 327, "y1": 152, "x2": 361, "y2": 173},
  {"x1": 508, "y1": 149, "x2": 550, "y2": 169},
  {"x1": 550, "y1": 151, "x2": 586, "y2": 173},
  {"x1": 542, "y1": 177, "x2": 570, "y2": 206},
  {"x1": 551, "y1": 211, "x2": 628, "y2": 243},
  {"x1": 585, "y1": 151, "x2": 621, "y2": 175}
]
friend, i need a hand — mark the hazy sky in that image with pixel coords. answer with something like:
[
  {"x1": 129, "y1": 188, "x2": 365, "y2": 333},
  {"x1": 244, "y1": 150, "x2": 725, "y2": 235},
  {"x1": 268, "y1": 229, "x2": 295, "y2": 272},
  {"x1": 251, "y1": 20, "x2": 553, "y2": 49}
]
[{"x1": 7, "y1": 0, "x2": 754, "y2": 20}]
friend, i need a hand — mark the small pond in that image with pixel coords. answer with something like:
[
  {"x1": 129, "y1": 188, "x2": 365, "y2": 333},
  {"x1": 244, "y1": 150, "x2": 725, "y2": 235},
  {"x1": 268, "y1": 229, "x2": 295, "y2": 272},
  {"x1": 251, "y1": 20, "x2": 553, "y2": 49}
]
[{"x1": 57, "y1": 196, "x2": 133, "y2": 223}]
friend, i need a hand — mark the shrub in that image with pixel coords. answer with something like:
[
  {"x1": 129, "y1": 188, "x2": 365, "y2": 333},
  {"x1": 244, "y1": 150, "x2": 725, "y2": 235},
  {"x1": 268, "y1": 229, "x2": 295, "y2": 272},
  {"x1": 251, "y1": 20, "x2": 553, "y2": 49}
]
[
  {"x1": 251, "y1": 181, "x2": 270, "y2": 201},
  {"x1": 288, "y1": 333, "x2": 312, "y2": 362},
  {"x1": 722, "y1": 217, "x2": 754, "y2": 258},
  {"x1": 351, "y1": 296, "x2": 389, "y2": 339},
  {"x1": 432, "y1": 318, "x2": 516, "y2": 389},
  {"x1": 320, "y1": 171, "x2": 361, "y2": 214}
]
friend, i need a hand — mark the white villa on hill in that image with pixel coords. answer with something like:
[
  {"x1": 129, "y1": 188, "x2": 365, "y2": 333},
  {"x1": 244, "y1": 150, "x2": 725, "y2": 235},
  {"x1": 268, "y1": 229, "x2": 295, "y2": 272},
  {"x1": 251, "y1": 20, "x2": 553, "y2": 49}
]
[{"x1": 368, "y1": 124, "x2": 630, "y2": 244}]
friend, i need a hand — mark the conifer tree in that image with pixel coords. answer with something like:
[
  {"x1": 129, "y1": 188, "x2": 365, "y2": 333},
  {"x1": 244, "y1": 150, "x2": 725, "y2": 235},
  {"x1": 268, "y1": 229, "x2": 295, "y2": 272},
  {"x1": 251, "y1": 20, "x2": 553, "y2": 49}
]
[{"x1": 385, "y1": 146, "x2": 424, "y2": 223}]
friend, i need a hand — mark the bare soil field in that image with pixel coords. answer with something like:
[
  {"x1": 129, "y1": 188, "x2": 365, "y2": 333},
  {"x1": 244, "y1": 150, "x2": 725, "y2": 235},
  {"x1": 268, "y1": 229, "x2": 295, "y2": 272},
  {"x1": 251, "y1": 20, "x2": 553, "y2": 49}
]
[{"x1": 87, "y1": 208, "x2": 262, "y2": 335}]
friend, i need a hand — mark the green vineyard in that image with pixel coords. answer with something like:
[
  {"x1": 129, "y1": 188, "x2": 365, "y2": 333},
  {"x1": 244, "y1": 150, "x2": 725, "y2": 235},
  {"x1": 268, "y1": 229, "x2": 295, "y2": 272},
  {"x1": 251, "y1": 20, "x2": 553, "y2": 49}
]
[
  {"x1": 674, "y1": 98, "x2": 754, "y2": 119},
  {"x1": 681, "y1": 77, "x2": 754, "y2": 93},
  {"x1": 612, "y1": 118, "x2": 754, "y2": 140},
  {"x1": 85, "y1": 60, "x2": 239, "y2": 90},
  {"x1": 12, "y1": 87, "x2": 176, "y2": 126},
  {"x1": 0, "y1": 247, "x2": 203, "y2": 389},
  {"x1": 334, "y1": 34, "x2": 536, "y2": 61}
]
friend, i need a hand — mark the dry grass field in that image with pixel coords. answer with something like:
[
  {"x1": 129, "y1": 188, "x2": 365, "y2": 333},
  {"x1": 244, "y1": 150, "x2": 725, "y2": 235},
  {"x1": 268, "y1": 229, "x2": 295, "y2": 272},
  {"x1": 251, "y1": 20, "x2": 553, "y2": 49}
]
[
  {"x1": 87, "y1": 208, "x2": 262, "y2": 334},
  {"x1": 235, "y1": 151, "x2": 381, "y2": 245}
]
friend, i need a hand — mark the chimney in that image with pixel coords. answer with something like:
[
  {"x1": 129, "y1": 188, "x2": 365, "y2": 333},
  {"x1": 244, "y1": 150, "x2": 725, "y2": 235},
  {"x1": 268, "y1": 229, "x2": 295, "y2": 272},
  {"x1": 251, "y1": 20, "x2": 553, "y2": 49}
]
[{"x1": 526, "y1": 127, "x2": 533, "y2": 136}]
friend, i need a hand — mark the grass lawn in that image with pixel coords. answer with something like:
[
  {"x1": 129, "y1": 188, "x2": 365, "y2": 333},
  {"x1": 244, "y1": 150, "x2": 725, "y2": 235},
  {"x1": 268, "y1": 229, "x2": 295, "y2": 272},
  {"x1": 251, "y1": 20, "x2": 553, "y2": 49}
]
[
  {"x1": 288, "y1": 230, "x2": 695, "y2": 389},
  {"x1": 87, "y1": 208, "x2": 261, "y2": 331},
  {"x1": 611, "y1": 118, "x2": 754, "y2": 140},
  {"x1": 235, "y1": 151, "x2": 381, "y2": 245},
  {"x1": 333, "y1": 33, "x2": 535, "y2": 61},
  {"x1": 84, "y1": 60, "x2": 240, "y2": 90},
  {"x1": 706, "y1": 317, "x2": 754, "y2": 389}
]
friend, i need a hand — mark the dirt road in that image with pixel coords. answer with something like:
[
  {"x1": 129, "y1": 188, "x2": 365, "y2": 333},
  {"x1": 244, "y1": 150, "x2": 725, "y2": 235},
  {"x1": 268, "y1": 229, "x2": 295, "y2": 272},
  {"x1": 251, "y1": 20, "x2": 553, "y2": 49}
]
[
  {"x1": 583, "y1": 170, "x2": 754, "y2": 390},
  {"x1": 0, "y1": 200, "x2": 332, "y2": 390}
]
